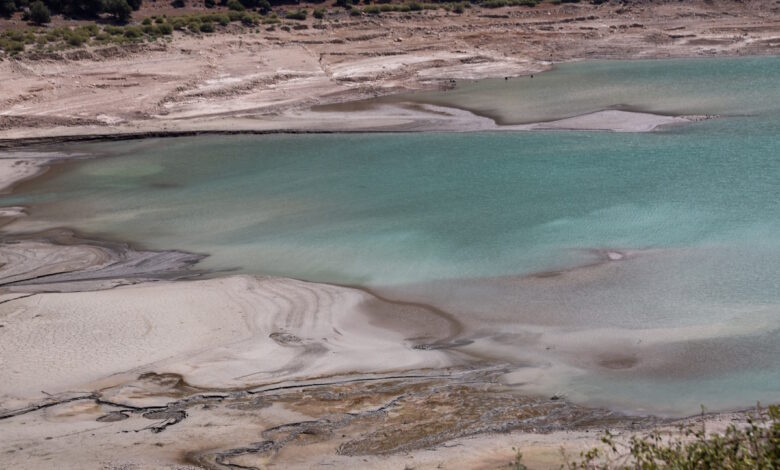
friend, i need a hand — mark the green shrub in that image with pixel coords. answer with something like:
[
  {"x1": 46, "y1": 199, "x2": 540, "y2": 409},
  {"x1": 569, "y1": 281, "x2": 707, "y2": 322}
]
[
  {"x1": 285, "y1": 8, "x2": 306, "y2": 20},
  {"x1": 141, "y1": 16, "x2": 152, "y2": 24},
  {"x1": 204, "y1": 0, "x2": 215, "y2": 6},
  {"x1": 171, "y1": 0, "x2": 185, "y2": 7},
  {"x1": 226, "y1": 0, "x2": 243, "y2": 10},
  {"x1": 199, "y1": 21, "x2": 214, "y2": 32},
  {"x1": 240, "y1": 12, "x2": 255, "y2": 25},
  {"x1": 0, "y1": 39, "x2": 25, "y2": 54},
  {"x1": 170, "y1": 17, "x2": 186, "y2": 29},
  {"x1": 214, "y1": 13, "x2": 229, "y2": 25},
  {"x1": 29, "y1": 1, "x2": 51, "y2": 24},
  {"x1": 105, "y1": 0, "x2": 132, "y2": 22},
  {"x1": 255, "y1": 0, "x2": 270, "y2": 14},
  {"x1": 80, "y1": 24, "x2": 100, "y2": 36},
  {"x1": 64, "y1": 30, "x2": 89, "y2": 46},
  {"x1": 560, "y1": 404, "x2": 780, "y2": 469},
  {"x1": 312, "y1": 7, "x2": 324, "y2": 18},
  {"x1": 156, "y1": 22, "x2": 173, "y2": 34},
  {"x1": 122, "y1": 26, "x2": 143, "y2": 38}
]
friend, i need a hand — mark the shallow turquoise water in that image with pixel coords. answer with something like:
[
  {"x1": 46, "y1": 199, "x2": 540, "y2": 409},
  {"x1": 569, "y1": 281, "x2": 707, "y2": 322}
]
[
  {"x1": 3, "y1": 56, "x2": 779, "y2": 415},
  {"x1": 390, "y1": 56, "x2": 780, "y2": 123}
]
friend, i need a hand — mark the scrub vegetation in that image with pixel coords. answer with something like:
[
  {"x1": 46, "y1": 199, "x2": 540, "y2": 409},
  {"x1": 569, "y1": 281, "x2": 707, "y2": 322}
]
[
  {"x1": 512, "y1": 405, "x2": 780, "y2": 469},
  {"x1": 0, "y1": 0, "x2": 548, "y2": 57}
]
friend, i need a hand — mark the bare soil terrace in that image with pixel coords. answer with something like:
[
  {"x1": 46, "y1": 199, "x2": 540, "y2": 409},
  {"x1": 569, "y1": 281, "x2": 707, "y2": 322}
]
[{"x1": 1, "y1": 0, "x2": 779, "y2": 140}]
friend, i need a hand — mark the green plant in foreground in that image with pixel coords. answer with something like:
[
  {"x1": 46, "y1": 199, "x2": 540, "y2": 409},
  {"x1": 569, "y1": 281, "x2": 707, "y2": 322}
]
[
  {"x1": 509, "y1": 447, "x2": 529, "y2": 470},
  {"x1": 514, "y1": 404, "x2": 780, "y2": 469}
]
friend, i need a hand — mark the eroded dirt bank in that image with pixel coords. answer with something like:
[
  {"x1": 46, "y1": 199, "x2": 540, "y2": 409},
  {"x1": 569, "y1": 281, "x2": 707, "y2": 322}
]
[{"x1": 2, "y1": 0, "x2": 779, "y2": 140}]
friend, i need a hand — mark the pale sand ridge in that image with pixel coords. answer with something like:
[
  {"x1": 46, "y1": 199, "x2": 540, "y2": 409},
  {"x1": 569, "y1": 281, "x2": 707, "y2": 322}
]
[{"x1": 0, "y1": 275, "x2": 452, "y2": 408}]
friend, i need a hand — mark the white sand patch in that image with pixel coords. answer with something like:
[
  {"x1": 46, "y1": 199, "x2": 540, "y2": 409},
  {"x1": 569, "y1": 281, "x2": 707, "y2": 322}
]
[
  {"x1": 0, "y1": 276, "x2": 450, "y2": 405},
  {"x1": 528, "y1": 110, "x2": 690, "y2": 132}
]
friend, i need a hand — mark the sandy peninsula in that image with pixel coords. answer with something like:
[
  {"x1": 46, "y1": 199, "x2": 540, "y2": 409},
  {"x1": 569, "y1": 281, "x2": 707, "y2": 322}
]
[{"x1": 1, "y1": 0, "x2": 779, "y2": 468}]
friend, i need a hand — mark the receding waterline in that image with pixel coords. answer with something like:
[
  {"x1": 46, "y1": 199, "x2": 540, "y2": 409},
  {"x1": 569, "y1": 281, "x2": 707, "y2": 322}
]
[{"x1": 2, "y1": 56, "x2": 779, "y2": 416}]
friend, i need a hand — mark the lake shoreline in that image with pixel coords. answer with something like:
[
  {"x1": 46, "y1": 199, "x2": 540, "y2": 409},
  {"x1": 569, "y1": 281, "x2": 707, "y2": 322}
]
[
  {"x1": 2, "y1": 0, "x2": 779, "y2": 463},
  {"x1": 0, "y1": 145, "x2": 774, "y2": 467}
]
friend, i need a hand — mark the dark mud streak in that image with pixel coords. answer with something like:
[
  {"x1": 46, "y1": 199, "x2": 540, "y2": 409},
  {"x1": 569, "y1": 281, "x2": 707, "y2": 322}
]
[
  {"x1": 0, "y1": 372, "x2": 453, "y2": 423},
  {"x1": 0, "y1": 230, "x2": 207, "y2": 291},
  {"x1": 0, "y1": 393, "x2": 98, "y2": 420},
  {"x1": 0, "y1": 129, "x2": 424, "y2": 151},
  {"x1": 0, "y1": 292, "x2": 35, "y2": 305}
]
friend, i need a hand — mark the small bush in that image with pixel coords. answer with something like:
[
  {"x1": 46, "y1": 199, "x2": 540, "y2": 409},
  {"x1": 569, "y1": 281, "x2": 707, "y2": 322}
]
[
  {"x1": 81, "y1": 24, "x2": 100, "y2": 36},
  {"x1": 240, "y1": 12, "x2": 255, "y2": 25},
  {"x1": 199, "y1": 21, "x2": 214, "y2": 32},
  {"x1": 105, "y1": 0, "x2": 133, "y2": 22},
  {"x1": 0, "y1": 39, "x2": 25, "y2": 54},
  {"x1": 64, "y1": 30, "x2": 89, "y2": 46},
  {"x1": 285, "y1": 8, "x2": 306, "y2": 20},
  {"x1": 256, "y1": 0, "x2": 270, "y2": 13},
  {"x1": 123, "y1": 26, "x2": 143, "y2": 38},
  {"x1": 312, "y1": 7, "x2": 324, "y2": 18},
  {"x1": 171, "y1": 17, "x2": 186, "y2": 29},
  {"x1": 29, "y1": 1, "x2": 50, "y2": 25},
  {"x1": 226, "y1": 0, "x2": 244, "y2": 10},
  {"x1": 204, "y1": 0, "x2": 215, "y2": 6},
  {"x1": 156, "y1": 22, "x2": 173, "y2": 34},
  {"x1": 171, "y1": 0, "x2": 185, "y2": 7}
]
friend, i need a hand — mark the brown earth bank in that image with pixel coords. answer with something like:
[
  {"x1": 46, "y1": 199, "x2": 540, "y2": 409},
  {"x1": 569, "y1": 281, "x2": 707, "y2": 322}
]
[{"x1": 1, "y1": 0, "x2": 779, "y2": 140}]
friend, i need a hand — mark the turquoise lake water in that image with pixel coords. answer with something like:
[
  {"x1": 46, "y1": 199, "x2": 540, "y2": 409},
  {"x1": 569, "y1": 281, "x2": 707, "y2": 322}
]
[{"x1": 2, "y1": 56, "x2": 779, "y2": 415}]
